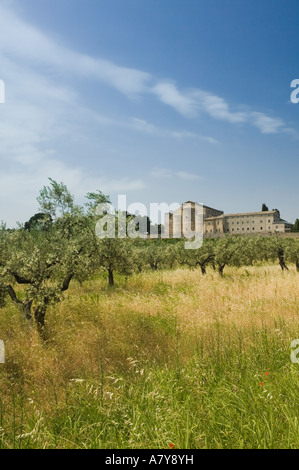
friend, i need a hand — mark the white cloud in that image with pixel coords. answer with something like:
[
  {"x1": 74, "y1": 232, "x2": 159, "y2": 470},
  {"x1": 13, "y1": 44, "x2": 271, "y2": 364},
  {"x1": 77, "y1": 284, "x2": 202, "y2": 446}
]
[
  {"x1": 169, "y1": 130, "x2": 218, "y2": 144},
  {"x1": 151, "y1": 82, "x2": 199, "y2": 118},
  {"x1": 250, "y1": 112, "x2": 284, "y2": 134},
  {"x1": 151, "y1": 168, "x2": 201, "y2": 181},
  {"x1": 195, "y1": 91, "x2": 247, "y2": 123},
  {"x1": 0, "y1": 156, "x2": 146, "y2": 227},
  {"x1": 0, "y1": 2, "x2": 291, "y2": 135},
  {"x1": 151, "y1": 80, "x2": 289, "y2": 135},
  {"x1": 0, "y1": 4, "x2": 151, "y2": 96},
  {"x1": 151, "y1": 168, "x2": 173, "y2": 179},
  {"x1": 176, "y1": 171, "x2": 201, "y2": 181},
  {"x1": 128, "y1": 118, "x2": 218, "y2": 143}
]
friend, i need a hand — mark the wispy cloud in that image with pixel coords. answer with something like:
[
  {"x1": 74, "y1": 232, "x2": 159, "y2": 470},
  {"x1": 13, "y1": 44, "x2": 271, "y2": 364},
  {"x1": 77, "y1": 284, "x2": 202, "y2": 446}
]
[
  {"x1": 151, "y1": 168, "x2": 201, "y2": 181},
  {"x1": 128, "y1": 117, "x2": 218, "y2": 143},
  {"x1": 151, "y1": 82, "x2": 199, "y2": 118},
  {"x1": 0, "y1": 4, "x2": 151, "y2": 96},
  {"x1": 250, "y1": 112, "x2": 284, "y2": 134},
  {"x1": 151, "y1": 82, "x2": 290, "y2": 134},
  {"x1": 0, "y1": 2, "x2": 291, "y2": 136}
]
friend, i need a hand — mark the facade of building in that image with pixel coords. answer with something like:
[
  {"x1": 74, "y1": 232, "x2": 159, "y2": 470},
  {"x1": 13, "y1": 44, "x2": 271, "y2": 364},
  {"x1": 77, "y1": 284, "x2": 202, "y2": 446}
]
[
  {"x1": 164, "y1": 201, "x2": 293, "y2": 238},
  {"x1": 164, "y1": 202, "x2": 223, "y2": 238}
]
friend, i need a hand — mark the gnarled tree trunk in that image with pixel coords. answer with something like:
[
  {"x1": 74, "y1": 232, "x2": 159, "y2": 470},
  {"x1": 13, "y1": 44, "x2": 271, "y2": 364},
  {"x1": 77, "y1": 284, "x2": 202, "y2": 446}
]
[
  {"x1": 278, "y1": 248, "x2": 288, "y2": 271},
  {"x1": 108, "y1": 268, "x2": 114, "y2": 286}
]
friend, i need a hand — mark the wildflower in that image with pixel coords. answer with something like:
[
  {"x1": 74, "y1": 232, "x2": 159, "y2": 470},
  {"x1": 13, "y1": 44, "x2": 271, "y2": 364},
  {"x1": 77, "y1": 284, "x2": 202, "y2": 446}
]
[
  {"x1": 259, "y1": 382, "x2": 263, "y2": 386},
  {"x1": 265, "y1": 372, "x2": 269, "y2": 376},
  {"x1": 169, "y1": 443, "x2": 174, "y2": 449}
]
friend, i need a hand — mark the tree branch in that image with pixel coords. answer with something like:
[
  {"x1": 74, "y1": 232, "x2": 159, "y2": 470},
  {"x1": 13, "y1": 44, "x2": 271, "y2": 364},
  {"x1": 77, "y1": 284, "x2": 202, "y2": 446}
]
[
  {"x1": 5, "y1": 284, "x2": 22, "y2": 304},
  {"x1": 9, "y1": 271, "x2": 33, "y2": 284}
]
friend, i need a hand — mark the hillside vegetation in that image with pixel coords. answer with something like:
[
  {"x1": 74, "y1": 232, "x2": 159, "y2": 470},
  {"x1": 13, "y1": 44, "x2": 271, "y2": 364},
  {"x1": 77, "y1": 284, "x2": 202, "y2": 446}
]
[{"x1": 0, "y1": 180, "x2": 298, "y2": 448}]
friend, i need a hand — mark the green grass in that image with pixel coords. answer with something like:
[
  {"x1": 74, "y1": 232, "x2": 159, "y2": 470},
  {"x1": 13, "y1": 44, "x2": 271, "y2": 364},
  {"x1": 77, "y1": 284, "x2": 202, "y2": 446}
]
[{"x1": 0, "y1": 265, "x2": 298, "y2": 448}]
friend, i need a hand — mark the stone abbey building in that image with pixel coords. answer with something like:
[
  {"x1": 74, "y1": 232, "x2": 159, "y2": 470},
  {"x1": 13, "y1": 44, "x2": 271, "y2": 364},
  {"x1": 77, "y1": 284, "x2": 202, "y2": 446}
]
[{"x1": 164, "y1": 201, "x2": 293, "y2": 238}]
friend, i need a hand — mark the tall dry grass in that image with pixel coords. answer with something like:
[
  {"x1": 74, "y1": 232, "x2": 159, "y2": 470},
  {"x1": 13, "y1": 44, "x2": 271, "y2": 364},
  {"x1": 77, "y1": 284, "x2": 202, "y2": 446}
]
[{"x1": 0, "y1": 264, "x2": 298, "y2": 448}]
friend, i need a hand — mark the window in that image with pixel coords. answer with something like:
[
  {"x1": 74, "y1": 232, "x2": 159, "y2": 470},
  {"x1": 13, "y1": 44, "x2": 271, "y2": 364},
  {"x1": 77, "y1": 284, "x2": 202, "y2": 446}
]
[
  {"x1": 242, "y1": 228, "x2": 244, "y2": 231},
  {"x1": 247, "y1": 228, "x2": 250, "y2": 231},
  {"x1": 252, "y1": 227, "x2": 255, "y2": 231},
  {"x1": 261, "y1": 227, "x2": 263, "y2": 230}
]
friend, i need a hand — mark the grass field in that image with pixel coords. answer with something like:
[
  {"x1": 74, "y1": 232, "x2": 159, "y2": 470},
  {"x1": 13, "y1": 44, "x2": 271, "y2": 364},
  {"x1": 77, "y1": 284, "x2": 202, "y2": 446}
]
[{"x1": 0, "y1": 264, "x2": 298, "y2": 449}]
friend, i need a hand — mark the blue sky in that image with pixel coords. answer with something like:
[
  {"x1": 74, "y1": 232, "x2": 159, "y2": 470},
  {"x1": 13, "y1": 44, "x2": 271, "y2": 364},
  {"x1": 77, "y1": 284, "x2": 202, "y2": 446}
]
[{"x1": 0, "y1": 0, "x2": 298, "y2": 226}]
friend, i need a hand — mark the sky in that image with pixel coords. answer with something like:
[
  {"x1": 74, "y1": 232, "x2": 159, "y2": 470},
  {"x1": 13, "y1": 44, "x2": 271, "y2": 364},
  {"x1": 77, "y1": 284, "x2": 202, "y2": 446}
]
[{"x1": 0, "y1": 0, "x2": 298, "y2": 227}]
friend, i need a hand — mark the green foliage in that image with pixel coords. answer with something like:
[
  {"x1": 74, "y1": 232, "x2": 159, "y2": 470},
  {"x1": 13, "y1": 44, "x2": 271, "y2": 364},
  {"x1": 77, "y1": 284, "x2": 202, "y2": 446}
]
[
  {"x1": 0, "y1": 267, "x2": 298, "y2": 449},
  {"x1": 96, "y1": 237, "x2": 135, "y2": 286},
  {"x1": 262, "y1": 203, "x2": 269, "y2": 212},
  {"x1": 178, "y1": 239, "x2": 215, "y2": 274},
  {"x1": 1, "y1": 177, "x2": 298, "y2": 332},
  {"x1": 0, "y1": 214, "x2": 98, "y2": 329},
  {"x1": 285, "y1": 238, "x2": 299, "y2": 271},
  {"x1": 24, "y1": 212, "x2": 53, "y2": 231},
  {"x1": 85, "y1": 190, "x2": 111, "y2": 215},
  {"x1": 291, "y1": 218, "x2": 299, "y2": 232},
  {"x1": 37, "y1": 178, "x2": 77, "y2": 219}
]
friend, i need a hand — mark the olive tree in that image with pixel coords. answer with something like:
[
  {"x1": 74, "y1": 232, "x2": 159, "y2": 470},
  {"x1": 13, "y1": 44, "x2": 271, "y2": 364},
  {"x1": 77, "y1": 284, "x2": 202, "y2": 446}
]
[
  {"x1": 179, "y1": 238, "x2": 215, "y2": 274},
  {"x1": 284, "y1": 238, "x2": 299, "y2": 272},
  {"x1": 0, "y1": 179, "x2": 99, "y2": 334},
  {"x1": 96, "y1": 237, "x2": 135, "y2": 286}
]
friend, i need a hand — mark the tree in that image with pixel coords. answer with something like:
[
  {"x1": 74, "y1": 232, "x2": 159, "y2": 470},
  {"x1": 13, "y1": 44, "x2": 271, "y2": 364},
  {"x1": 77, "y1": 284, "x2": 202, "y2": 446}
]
[
  {"x1": 213, "y1": 237, "x2": 243, "y2": 276},
  {"x1": 0, "y1": 217, "x2": 97, "y2": 334},
  {"x1": 291, "y1": 219, "x2": 299, "y2": 232},
  {"x1": 262, "y1": 203, "x2": 269, "y2": 212},
  {"x1": 285, "y1": 239, "x2": 299, "y2": 272},
  {"x1": 179, "y1": 239, "x2": 215, "y2": 274},
  {"x1": 37, "y1": 178, "x2": 77, "y2": 220},
  {"x1": 85, "y1": 190, "x2": 111, "y2": 215},
  {"x1": 145, "y1": 240, "x2": 168, "y2": 270},
  {"x1": 0, "y1": 180, "x2": 100, "y2": 335},
  {"x1": 264, "y1": 237, "x2": 289, "y2": 271},
  {"x1": 96, "y1": 237, "x2": 134, "y2": 286},
  {"x1": 24, "y1": 212, "x2": 53, "y2": 231}
]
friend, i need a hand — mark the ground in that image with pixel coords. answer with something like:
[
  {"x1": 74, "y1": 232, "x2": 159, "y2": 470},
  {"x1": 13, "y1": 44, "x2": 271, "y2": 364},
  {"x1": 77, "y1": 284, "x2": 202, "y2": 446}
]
[{"x1": 0, "y1": 264, "x2": 298, "y2": 449}]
